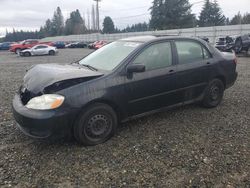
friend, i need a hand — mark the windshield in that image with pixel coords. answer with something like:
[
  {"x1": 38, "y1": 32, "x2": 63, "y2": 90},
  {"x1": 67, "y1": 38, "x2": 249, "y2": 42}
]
[{"x1": 79, "y1": 41, "x2": 141, "y2": 71}]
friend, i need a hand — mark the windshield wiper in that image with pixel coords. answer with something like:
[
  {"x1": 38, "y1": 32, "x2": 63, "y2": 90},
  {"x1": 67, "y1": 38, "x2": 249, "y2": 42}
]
[{"x1": 79, "y1": 64, "x2": 98, "y2": 71}]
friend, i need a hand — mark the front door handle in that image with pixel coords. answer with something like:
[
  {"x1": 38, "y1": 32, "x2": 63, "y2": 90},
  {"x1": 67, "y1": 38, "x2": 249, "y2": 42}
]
[
  {"x1": 206, "y1": 62, "x2": 211, "y2": 65},
  {"x1": 169, "y1": 69, "x2": 175, "y2": 73}
]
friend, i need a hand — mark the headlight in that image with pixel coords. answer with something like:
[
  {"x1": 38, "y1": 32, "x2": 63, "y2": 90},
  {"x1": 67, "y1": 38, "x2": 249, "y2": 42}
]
[{"x1": 25, "y1": 94, "x2": 65, "y2": 110}]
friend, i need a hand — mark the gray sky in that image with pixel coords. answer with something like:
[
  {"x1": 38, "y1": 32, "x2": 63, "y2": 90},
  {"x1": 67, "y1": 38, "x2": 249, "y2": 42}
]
[{"x1": 0, "y1": 0, "x2": 249, "y2": 37}]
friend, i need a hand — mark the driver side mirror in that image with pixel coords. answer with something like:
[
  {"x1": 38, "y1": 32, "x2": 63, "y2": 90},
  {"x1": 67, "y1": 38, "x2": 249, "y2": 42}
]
[{"x1": 127, "y1": 64, "x2": 145, "y2": 74}]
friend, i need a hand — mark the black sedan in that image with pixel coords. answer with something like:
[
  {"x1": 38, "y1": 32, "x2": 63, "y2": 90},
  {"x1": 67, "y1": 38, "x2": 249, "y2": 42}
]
[
  {"x1": 66, "y1": 42, "x2": 88, "y2": 48},
  {"x1": 13, "y1": 36, "x2": 238, "y2": 146}
]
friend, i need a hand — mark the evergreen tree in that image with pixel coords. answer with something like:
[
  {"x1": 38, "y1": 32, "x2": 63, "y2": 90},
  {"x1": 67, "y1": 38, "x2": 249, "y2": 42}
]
[
  {"x1": 225, "y1": 17, "x2": 230, "y2": 25},
  {"x1": 242, "y1": 13, "x2": 250, "y2": 24},
  {"x1": 103, "y1": 17, "x2": 115, "y2": 34},
  {"x1": 51, "y1": 7, "x2": 64, "y2": 36},
  {"x1": 43, "y1": 19, "x2": 53, "y2": 36},
  {"x1": 150, "y1": 0, "x2": 195, "y2": 30},
  {"x1": 230, "y1": 12, "x2": 242, "y2": 25},
  {"x1": 198, "y1": 0, "x2": 225, "y2": 27},
  {"x1": 65, "y1": 9, "x2": 87, "y2": 35}
]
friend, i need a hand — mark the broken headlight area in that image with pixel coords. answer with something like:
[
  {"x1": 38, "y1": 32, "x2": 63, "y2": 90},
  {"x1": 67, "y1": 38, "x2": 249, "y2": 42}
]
[
  {"x1": 19, "y1": 86, "x2": 38, "y2": 105},
  {"x1": 19, "y1": 77, "x2": 100, "y2": 106}
]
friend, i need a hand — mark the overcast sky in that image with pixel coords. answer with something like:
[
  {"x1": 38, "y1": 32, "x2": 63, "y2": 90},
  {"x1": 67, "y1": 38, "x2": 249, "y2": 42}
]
[{"x1": 0, "y1": 0, "x2": 249, "y2": 37}]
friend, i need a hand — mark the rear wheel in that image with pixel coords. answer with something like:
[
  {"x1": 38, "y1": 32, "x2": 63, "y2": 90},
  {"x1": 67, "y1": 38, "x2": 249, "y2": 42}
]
[
  {"x1": 49, "y1": 50, "x2": 55, "y2": 55},
  {"x1": 202, "y1": 79, "x2": 225, "y2": 108},
  {"x1": 74, "y1": 103, "x2": 118, "y2": 146}
]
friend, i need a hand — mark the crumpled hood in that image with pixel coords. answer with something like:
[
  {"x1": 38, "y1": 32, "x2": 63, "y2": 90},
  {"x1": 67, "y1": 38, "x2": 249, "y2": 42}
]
[
  {"x1": 21, "y1": 49, "x2": 31, "y2": 53},
  {"x1": 23, "y1": 63, "x2": 103, "y2": 94}
]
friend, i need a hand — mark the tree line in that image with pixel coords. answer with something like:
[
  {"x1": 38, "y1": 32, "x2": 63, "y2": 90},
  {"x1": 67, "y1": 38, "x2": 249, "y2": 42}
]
[
  {"x1": 2, "y1": 0, "x2": 250, "y2": 42},
  {"x1": 150, "y1": 0, "x2": 250, "y2": 29}
]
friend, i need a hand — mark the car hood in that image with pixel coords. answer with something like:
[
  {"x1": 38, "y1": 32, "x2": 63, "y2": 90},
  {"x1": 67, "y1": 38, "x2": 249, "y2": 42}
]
[
  {"x1": 11, "y1": 43, "x2": 22, "y2": 47},
  {"x1": 23, "y1": 63, "x2": 104, "y2": 94}
]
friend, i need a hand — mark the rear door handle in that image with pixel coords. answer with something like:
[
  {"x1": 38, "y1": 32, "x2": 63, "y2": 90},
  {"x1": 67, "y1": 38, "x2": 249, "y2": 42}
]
[
  {"x1": 206, "y1": 62, "x2": 211, "y2": 65},
  {"x1": 169, "y1": 69, "x2": 175, "y2": 73}
]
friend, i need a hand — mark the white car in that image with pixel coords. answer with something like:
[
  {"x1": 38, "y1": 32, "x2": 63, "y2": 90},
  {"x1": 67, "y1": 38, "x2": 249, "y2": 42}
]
[{"x1": 19, "y1": 45, "x2": 58, "y2": 56}]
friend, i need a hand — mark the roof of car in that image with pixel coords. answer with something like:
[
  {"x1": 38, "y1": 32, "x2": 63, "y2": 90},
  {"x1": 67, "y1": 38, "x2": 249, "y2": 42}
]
[
  {"x1": 120, "y1": 36, "x2": 157, "y2": 42},
  {"x1": 119, "y1": 35, "x2": 203, "y2": 43}
]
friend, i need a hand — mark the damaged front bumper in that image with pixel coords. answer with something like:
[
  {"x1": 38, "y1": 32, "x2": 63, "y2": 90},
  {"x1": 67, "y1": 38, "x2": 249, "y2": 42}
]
[{"x1": 12, "y1": 94, "x2": 77, "y2": 139}]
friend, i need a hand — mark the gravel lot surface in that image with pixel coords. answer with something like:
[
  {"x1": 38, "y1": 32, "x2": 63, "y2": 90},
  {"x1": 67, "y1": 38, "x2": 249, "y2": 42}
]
[{"x1": 0, "y1": 49, "x2": 249, "y2": 187}]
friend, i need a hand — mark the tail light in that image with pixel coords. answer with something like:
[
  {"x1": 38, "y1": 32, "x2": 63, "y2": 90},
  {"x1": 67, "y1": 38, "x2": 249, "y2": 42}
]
[{"x1": 232, "y1": 50, "x2": 237, "y2": 65}]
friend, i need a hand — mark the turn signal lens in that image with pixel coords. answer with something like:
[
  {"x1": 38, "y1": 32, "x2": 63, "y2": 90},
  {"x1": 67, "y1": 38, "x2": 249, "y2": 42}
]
[{"x1": 50, "y1": 98, "x2": 64, "y2": 109}]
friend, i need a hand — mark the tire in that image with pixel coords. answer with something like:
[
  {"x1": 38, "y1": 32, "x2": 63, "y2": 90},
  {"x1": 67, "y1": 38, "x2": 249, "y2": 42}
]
[
  {"x1": 74, "y1": 103, "x2": 118, "y2": 146},
  {"x1": 24, "y1": 52, "x2": 31, "y2": 57},
  {"x1": 15, "y1": 48, "x2": 21, "y2": 54},
  {"x1": 234, "y1": 38, "x2": 243, "y2": 54},
  {"x1": 49, "y1": 50, "x2": 55, "y2": 55},
  {"x1": 202, "y1": 79, "x2": 225, "y2": 108}
]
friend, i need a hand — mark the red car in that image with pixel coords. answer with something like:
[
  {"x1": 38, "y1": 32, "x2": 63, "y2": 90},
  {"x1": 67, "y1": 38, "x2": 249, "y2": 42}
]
[
  {"x1": 94, "y1": 40, "x2": 108, "y2": 50},
  {"x1": 10, "y1": 39, "x2": 52, "y2": 54}
]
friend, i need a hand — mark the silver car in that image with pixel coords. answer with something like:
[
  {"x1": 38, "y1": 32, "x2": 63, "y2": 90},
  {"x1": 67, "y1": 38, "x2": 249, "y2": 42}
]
[{"x1": 20, "y1": 45, "x2": 58, "y2": 56}]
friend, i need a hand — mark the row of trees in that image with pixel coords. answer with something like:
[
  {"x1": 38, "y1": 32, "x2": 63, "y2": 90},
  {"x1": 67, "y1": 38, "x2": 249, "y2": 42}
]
[
  {"x1": 150, "y1": 0, "x2": 250, "y2": 30},
  {"x1": 230, "y1": 12, "x2": 250, "y2": 25},
  {"x1": 102, "y1": 18, "x2": 149, "y2": 34},
  {"x1": 40, "y1": 7, "x2": 90, "y2": 37},
  {"x1": 2, "y1": 1, "x2": 250, "y2": 42},
  {"x1": 4, "y1": 30, "x2": 43, "y2": 42}
]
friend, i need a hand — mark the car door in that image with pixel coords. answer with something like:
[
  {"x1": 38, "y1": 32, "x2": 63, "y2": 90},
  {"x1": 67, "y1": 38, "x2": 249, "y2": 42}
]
[
  {"x1": 33, "y1": 46, "x2": 46, "y2": 55},
  {"x1": 123, "y1": 41, "x2": 184, "y2": 116},
  {"x1": 174, "y1": 39, "x2": 213, "y2": 102},
  {"x1": 40, "y1": 46, "x2": 48, "y2": 55}
]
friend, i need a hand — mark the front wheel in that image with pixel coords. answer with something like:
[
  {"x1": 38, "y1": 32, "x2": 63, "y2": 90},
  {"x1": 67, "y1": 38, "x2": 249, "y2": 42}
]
[
  {"x1": 74, "y1": 103, "x2": 118, "y2": 146},
  {"x1": 15, "y1": 48, "x2": 21, "y2": 54},
  {"x1": 202, "y1": 79, "x2": 225, "y2": 108},
  {"x1": 24, "y1": 52, "x2": 31, "y2": 57}
]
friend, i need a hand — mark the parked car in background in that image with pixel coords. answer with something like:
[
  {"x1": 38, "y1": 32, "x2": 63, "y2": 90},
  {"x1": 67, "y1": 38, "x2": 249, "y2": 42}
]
[
  {"x1": 52, "y1": 41, "x2": 65, "y2": 49},
  {"x1": 0, "y1": 42, "x2": 14, "y2": 50},
  {"x1": 10, "y1": 39, "x2": 52, "y2": 54},
  {"x1": 13, "y1": 36, "x2": 237, "y2": 146},
  {"x1": 93, "y1": 40, "x2": 108, "y2": 49},
  {"x1": 66, "y1": 42, "x2": 88, "y2": 48},
  {"x1": 215, "y1": 36, "x2": 236, "y2": 52},
  {"x1": 215, "y1": 34, "x2": 250, "y2": 54},
  {"x1": 19, "y1": 44, "x2": 58, "y2": 57},
  {"x1": 234, "y1": 34, "x2": 250, "y2": 53},
  {"x1": 88, "y1": 41, "x2": 100, "y2": 49}
]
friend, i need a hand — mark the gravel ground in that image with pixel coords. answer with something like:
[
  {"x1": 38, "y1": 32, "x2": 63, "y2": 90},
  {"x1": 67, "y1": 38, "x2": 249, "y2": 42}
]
[{"x1": 0, "y1": 49, "x2": 249, "y2": 187}]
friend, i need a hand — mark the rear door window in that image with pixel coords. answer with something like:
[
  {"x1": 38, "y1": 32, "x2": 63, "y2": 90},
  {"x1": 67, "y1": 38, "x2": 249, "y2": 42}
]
[{"x1": 175, "y1": 41, "x2": 204, "y2": 64}]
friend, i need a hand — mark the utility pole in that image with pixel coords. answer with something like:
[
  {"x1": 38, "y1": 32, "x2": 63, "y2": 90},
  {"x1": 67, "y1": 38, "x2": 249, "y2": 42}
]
[
  {"x1": 87, "y1": 9, "x2": 90, "y2": 30},
  {"x1": 93, "y1": 0, "x2": 101, "y2": 31},
  {"x1": 92, "y1": 5, "x2": 96, "y2": 30}
]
